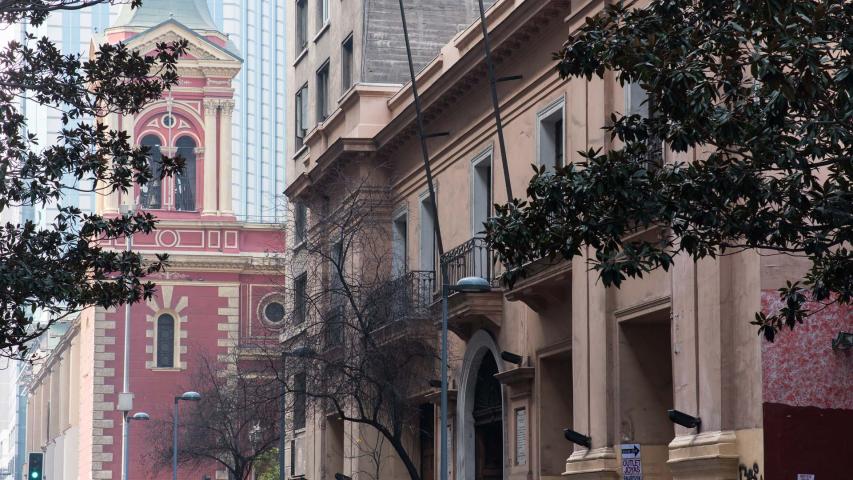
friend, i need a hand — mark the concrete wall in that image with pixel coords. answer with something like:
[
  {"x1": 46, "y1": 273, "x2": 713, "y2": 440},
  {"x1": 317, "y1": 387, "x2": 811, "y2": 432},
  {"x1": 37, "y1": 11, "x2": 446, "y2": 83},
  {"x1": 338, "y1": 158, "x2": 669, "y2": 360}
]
[
  {"x1": 285, "y1": 1, "x2": 853, "y2": 479},
  {"x1": 362, "y1": 0, "x2": 490, "y2": 84}
]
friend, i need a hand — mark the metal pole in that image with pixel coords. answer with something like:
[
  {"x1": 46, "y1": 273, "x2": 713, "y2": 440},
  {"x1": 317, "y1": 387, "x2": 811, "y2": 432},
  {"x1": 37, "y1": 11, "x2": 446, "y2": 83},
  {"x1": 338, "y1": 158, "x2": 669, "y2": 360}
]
[
  {"x1": 477, "y1": 0, "x2": 514, "y2": 201},
  {"x1": 279, "y1": 353, "x2": 287, "y2": 480},
  {"x1": 172, "y1": 399, "x2": 179, "y2": 480},
  {"x1": 396, "y1": 0, "x2": 446, "y2": 260},
  {"x1": 440, "y1": 283, "x2": 450, "y2": 480},
  {"x1": 122, "y1": 418, "x2": 130, "y2": 480},
  {"x1": 120, "y1": 219, "x2": 132, "y2": 480},
  {"x1": 395, "y1": 3, "x2": 450, "y2": 480}
]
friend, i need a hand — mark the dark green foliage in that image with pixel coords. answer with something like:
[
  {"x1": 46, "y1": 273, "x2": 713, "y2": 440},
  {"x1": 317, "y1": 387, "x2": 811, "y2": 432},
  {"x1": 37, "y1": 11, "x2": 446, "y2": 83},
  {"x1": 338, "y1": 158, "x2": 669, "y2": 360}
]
[
  {"x1": 0, "y1": 0, "x2": 187, "y2": 355},
  {"x1": 485, "y1": 0, "x2": 851, "y2": 341}
]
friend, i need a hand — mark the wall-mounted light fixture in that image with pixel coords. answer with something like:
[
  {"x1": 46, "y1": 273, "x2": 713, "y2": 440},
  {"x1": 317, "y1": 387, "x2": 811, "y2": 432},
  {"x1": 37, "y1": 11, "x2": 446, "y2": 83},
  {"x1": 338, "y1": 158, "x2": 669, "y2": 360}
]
[
  {"x1": 563, "y1": 428, "x2": 592, "y2": 449},
  {"x1": 501, "y1": 351, "x2": 523, "y2": 366},
  {"x1": 668, "y1": 409, "x2": 701, "y2": 430},
  {"x1": 832, "y1": 332, "x2": 853, "y2": 351}
]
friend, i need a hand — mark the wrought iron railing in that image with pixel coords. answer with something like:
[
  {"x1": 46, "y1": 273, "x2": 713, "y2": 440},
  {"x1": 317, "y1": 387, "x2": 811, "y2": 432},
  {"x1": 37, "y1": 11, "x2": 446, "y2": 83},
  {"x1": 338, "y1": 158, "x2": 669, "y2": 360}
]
[
  {"x1": 365, "y1": 270, "x2": 436, "y2": 329},
  {"x1": 395, "y1": 270, "x2": 436, "y2": 319},
  {"x1": 440, "y1": 236, "x2": 495, "y2": 289},
  {"x1": 645, "y1": 134, "x2": 664, "y2": 168}
]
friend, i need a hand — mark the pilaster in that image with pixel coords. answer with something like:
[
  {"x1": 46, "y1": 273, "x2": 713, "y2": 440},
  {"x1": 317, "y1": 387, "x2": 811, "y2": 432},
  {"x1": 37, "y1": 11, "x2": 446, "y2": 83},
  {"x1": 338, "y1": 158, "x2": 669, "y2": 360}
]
[
  {"x1": 102, "y1": 112, "x2": 120, "y2": 214},
  {"x1": 564, "y1": 247, "x2": 619, "y2": 479},
  {"x1": 218, "y1": 100, "x2": 235, "y2": 215},
  {"x1": 202, "y1": 99, "x2": 218, "y2": 215}
]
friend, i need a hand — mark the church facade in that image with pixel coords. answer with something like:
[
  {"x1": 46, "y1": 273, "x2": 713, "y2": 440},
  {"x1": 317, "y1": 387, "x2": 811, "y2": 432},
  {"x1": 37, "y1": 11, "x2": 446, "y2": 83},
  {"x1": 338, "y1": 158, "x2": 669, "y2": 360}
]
[{"x1": 23, "y1": 2, "x2": 285, "y2": 479}]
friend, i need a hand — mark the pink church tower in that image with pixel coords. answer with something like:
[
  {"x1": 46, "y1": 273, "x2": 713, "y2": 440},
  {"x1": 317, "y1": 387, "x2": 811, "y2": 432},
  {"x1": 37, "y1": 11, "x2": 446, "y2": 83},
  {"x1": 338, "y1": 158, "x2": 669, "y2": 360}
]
[{"x1": 72, "y1": 2, "x2": 286, "y2": 479}]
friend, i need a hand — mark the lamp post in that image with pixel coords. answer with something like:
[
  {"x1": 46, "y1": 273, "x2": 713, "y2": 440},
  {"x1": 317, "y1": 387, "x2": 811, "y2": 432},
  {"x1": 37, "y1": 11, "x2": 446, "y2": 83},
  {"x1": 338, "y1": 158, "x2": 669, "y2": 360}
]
[
  {"x1": 279, "y1": 347, "x2": 314, "y2": 480},
  {"x1": 118, "y1": 204, "x2": 135, "y2": 480},
  {"x1": 172, "y1": 391, "x2": 201, "y2": 480},
  {"x1": 440, "y1": 276, "x2": 491, "y2": 480},
  {"x1": 123, "y1": 412, "x2": 150, "y2": 480}
]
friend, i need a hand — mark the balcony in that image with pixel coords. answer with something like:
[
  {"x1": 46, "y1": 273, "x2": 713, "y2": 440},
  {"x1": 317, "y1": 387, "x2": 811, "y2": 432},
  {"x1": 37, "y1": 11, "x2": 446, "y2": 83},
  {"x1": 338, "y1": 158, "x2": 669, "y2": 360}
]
[
  {"x1": 367, "y1": 270, "x2": 436, "y2": 330},
  {"x1": 503, "y1": 257, "x2": 572, "y2": 313},
  {"x1": 439, "y1": 237, "x2": 503, "y2": 340}
]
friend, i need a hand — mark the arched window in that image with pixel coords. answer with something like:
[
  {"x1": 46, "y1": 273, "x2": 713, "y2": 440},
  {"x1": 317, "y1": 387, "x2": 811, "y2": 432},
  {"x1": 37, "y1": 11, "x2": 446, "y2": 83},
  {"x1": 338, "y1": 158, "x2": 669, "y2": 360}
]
[
  {"x1": 139, "y1": 135, "x2": 162, "y2": 209},
  {"x1": 174, "y1": 136, "x2": 197, "y2": 211},
  {"x1": 156, "y1": 313, "x2": 175, "y2": 368}
]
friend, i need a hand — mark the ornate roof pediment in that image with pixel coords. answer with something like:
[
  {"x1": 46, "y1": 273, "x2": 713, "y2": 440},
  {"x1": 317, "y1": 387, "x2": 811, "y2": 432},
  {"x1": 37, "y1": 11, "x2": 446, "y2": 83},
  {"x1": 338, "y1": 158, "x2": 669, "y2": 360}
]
[{"x1": 123, "y1": 20, "x2": 241, "y2": 66}]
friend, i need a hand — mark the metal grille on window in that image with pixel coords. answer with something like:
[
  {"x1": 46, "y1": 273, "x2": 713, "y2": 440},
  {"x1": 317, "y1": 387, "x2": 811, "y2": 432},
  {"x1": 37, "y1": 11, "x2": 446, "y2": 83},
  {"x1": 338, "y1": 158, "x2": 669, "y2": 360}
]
[
  {"x1": 156, "y1": 314, "x2": 175, "y2": 368},
  {"x1": 293, "y1": 372, "x2": 307, "y2": 430},
  {"x1": 174, "y1": 136, "x2": 196, "y2": 211},
  {"x1": 139, "y1": 135, "x2": 162, "y2": 209}
]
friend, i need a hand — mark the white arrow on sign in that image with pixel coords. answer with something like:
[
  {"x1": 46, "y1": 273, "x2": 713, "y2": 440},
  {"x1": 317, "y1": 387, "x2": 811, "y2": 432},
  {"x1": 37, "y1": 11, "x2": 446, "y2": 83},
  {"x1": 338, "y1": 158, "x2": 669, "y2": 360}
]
[{"x1": 620, "y1": 443, "x2": 641, "y2": 459}]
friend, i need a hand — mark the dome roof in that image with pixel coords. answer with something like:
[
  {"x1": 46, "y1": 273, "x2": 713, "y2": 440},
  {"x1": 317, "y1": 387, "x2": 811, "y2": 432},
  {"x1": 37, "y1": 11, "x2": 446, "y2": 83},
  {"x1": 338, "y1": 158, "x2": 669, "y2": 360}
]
[{"x1": 112, "y1": 0, "x2": 219, "y2": 32}]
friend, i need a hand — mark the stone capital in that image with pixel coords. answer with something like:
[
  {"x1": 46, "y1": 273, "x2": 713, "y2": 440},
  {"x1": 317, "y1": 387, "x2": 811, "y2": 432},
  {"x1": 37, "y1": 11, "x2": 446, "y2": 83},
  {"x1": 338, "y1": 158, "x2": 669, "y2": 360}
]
[
  {"x1": 219, "y1": 99, "x2": 236, "y2": 116},
  {"x1": 203, "y1": 99, "x2": 219, "y2": 116}
]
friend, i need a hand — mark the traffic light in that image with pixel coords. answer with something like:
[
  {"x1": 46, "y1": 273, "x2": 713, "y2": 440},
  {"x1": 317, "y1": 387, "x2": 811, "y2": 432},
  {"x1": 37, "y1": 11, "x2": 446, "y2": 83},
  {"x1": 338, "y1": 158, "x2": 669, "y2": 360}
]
[{"x1": 27, "y1": 452, "x2": 43, "y2": 480}]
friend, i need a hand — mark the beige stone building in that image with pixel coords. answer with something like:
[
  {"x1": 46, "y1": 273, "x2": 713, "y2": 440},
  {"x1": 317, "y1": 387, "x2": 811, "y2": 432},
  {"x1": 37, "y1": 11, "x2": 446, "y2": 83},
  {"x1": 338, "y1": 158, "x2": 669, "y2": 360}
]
[{"x1": 284, "y1": 1, "x2": 853, "y2": 480}]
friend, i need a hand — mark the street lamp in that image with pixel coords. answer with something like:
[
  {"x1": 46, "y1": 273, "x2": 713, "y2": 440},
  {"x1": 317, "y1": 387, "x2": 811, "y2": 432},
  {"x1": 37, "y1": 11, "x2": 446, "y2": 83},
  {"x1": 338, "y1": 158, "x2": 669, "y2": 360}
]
[
  {"x1": 123, "y1": 412, "x2": 149, "y2": 480},
  {"x1": 118, "y1": 203, "x2": 136, "y2": 480},
  {"x1": 279, "y1": 347, "x2": 315, "y2": 480},
  {"x1": 439, "y1": 275, "x2": 491, "y2": 480},
  {"x1": 172, "y1": 392, "x2": 201, "y2": 480}
]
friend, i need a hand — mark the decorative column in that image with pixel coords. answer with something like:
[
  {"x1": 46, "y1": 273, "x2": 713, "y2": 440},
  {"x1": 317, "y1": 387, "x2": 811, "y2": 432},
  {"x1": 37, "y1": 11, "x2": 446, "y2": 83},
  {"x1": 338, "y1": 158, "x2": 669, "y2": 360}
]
[
  {"x1": 102, "y1": 112, "x2": 120, "y2": 214},
  {"x1": 123, "y1": 114, "x2": 136, "y2": 210},
  {"x1": 218, "y1": 100, "x2": 235, "y2": 215},
  {"x1": 202, "y1": 99, "x2": 218, "y2": 215}
]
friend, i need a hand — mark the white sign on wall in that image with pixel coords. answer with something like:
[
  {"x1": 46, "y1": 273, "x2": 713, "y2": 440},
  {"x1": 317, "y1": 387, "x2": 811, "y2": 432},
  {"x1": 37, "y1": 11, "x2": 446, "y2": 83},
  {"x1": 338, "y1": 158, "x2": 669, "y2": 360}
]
[
  {"x1": 620, "y1": 443, "x2": 642, "y2": 480},
  {"x1": 797, "y1": 475, "x2": 815, "y2": 480},
  {"x1": 515, "y1": 408, "x2": 528, "y2": 466}
]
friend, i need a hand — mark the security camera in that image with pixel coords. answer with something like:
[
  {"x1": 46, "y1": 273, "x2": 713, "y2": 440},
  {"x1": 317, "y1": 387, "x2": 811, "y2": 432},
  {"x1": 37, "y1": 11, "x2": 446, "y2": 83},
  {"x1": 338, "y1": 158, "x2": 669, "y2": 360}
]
[
  {"x1": 667, "y1": 409, "x2": 701, "y2": 430},
  {"x1": 563, "y1": 428, "x2": 592, "y2": 448}
]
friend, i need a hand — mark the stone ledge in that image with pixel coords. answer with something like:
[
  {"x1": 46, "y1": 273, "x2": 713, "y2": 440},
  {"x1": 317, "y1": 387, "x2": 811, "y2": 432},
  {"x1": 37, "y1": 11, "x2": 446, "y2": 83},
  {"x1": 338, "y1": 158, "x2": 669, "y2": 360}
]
[
  {"x1": 563, "y1": 447, "x2": 620, "y2": 479},
  {"x1": 667, "y1": 430, "x2": 739, "y2": 479}
]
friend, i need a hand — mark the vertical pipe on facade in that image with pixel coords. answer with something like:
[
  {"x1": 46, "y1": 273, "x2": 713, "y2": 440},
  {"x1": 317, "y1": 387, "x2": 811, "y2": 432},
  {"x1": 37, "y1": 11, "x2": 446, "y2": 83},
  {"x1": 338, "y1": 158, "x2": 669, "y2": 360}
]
[
  {"x1": 241, "y1": 0, "x2": 249, "y2": 219},
  {"x1": 272, "y1": 0, "x2": 279, "y2": 223},
  {"x1": 254, "y1": 0, "x2": 263, "y2": 221}
]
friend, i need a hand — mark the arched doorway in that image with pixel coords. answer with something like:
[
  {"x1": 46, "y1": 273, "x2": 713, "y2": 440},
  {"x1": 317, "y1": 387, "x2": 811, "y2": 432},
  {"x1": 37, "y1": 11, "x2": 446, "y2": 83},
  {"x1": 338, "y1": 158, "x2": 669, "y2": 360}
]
[
  {"x1": 473, "y1": 354, "x2": 502, "y2": 480},
  {"x1": 456, "y1": 330, "x2": 506, "y2": 480}
]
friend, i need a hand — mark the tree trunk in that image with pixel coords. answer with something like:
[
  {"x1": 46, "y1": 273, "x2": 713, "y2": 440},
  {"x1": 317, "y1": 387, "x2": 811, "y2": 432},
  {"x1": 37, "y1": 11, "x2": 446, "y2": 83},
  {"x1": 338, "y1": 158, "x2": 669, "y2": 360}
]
[{"x1": 389, "y1": 436, "x2": 421, "y2": 480}]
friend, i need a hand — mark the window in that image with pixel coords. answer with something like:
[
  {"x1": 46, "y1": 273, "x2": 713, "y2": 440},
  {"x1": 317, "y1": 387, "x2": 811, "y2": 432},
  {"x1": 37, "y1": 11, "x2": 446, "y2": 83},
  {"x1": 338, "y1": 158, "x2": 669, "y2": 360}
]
[
  {"x1": 341, "y1": 34, "x2": 353, "y2": 92},
  {"x1": 156, "y1": 314, "x2": 175, "y2": 368},
  {"x1": 290, "y1": 437, "x2": 306, "y2": 477},
  {"x1": 471, "y1": 152, "x2": 492, "y2": 237},
  {"x1": 329, "y1": 239, "x2": 343, "y2": 290},
  {"x1": 294, "y1": 202, "x2": 307, "y2": 244},
  {"x1": 392, "y1": 212, "x2": 408, "y2": 276},
  {"x1": 293, "y1": 273, "x2": 307, "y2": 325},
  {"x1": 263, "y1": 300, "x2": 286, "y2": 324},
  {"x1": 294, "y1": 84, "x2": 308, "y2": 150},
  {"x1": 296, "y1": 0, "x2": 308, "y2": 52},
  {"x1": 292, "y1": 372, "x2": 307, "y2": 430},
  {"x1": 317, "y1": 0, "x2": 329, "y2": 30},
  {"x1": 139, "y1": 135, "x2": 162, "y2": 209},
  {"x1": 626, "y1": 82, "x2": 663, "y2": 168},
  {"x1": 419, "y1": 404, "x2": 435, "y2": 480},
  {"x1": 174, "y1": 136, "x2": 196, "y2": 211},
  {"x1": 316, "y1": 61, "x2": 330, "y2": 123},
  {"x1": 419, "y1": 197, "x2": 436, "y2": 272},
  {"x1": 537, "y1": 99, "x2": 565, "y2": 171}
]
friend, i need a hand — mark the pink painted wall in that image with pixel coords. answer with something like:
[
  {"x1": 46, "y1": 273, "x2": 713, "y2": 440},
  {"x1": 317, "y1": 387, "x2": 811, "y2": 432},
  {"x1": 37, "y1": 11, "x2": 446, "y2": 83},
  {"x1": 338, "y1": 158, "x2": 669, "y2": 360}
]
[
  {"x1": 761, "y1": 292, "x2": 853, "y2": 409},
  {"x1": 98, "y1": 272, "x2": 283, "y2": 479},
  {"x1": 761, "y1": 292, "x2": 853, "y2": 478}
]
